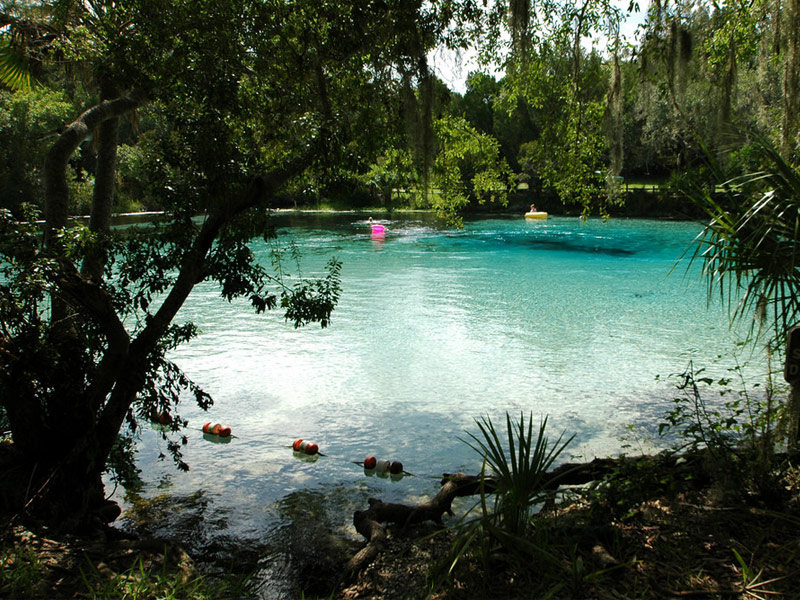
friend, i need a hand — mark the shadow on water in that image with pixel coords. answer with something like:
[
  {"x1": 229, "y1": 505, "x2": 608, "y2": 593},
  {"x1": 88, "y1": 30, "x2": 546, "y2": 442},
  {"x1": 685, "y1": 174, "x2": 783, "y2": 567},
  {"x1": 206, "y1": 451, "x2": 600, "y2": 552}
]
[
  {"x1": 120, "y1": 484, "x2": 368, "y2": 599},
  {"x1": 523, "y1": 237, "x2": 637, "y2": 256},
  {"x1": 259, "y1": 487, "x2": 365, "y2": 597},
  {"x1": 404, "y1": 229, "x2": 641, "y2": 256},
  {"x1": 122, "y1": 489, "x2": 231, "y2": 552}
]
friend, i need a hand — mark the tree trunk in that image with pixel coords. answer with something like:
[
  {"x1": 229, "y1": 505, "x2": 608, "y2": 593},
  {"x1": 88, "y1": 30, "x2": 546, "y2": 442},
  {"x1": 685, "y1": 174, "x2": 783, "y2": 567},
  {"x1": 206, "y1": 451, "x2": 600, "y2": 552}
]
[
  {"x1": 43, "y1": 92, "x2": 144, "y2": 331},
  {"x1": 2, "y1": 118, "x2": 319, "y2": 529},
  {"x1": 788, "y1": 382, "x2": 800, "y2": 448},
  {"x1": 43, "y1": 92, "x2": 144, "y2": 249},
  {"x1": 1, "y1": 384, "x2": 113, "y2": 530},
  {"x1": 82, "y1": 112, "x2": 119, "y2": 279},
  {"x1": 1, "y1": 90, "x2": 146, "y2": 528},
  {"x1": 782, "y1": 0, "x2": 800, "y2": 159},
  {"x1": 1, "y1": 79, "x2": 326, "y2": 530}
]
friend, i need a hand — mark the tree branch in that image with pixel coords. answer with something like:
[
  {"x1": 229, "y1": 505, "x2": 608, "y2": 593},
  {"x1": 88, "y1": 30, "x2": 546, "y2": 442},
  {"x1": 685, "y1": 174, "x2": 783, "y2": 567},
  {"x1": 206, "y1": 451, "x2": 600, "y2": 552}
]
[
  {"x1": 43, "y1": 89, "x2": 148, "y2": 248},
  {"x1": 50, "y1": 258, "x2": 130, "y2": 411},
  {"x1": 96, "y1": 151, "x2": 316, "y2": 456}
]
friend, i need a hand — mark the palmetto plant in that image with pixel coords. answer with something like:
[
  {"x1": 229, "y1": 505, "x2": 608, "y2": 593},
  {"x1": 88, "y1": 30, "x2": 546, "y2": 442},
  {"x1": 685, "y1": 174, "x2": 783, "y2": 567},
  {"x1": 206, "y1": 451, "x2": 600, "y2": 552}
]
[
  {"x1": 465, "y1": 413, "x2": 574, "y2": 535},
  {"x1": 0, "y1": 0, "x2": 76, "y2": 91},
  {"x1": 680, "y1": 137, "x2": 800, "y2": 446},
  {"x1": 685, "y1": 138, "x2": 800, "y2": 351},
  {"x1": 445, "y1": 413, "x2": 573, "y2": 575}
]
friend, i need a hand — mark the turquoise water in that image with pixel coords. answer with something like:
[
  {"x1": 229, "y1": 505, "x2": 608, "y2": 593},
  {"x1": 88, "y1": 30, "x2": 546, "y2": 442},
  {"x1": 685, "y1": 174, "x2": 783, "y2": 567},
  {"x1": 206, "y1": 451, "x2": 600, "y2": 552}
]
[{"x1": 121, "y1": 213, "x2": 760, "y2": 590}]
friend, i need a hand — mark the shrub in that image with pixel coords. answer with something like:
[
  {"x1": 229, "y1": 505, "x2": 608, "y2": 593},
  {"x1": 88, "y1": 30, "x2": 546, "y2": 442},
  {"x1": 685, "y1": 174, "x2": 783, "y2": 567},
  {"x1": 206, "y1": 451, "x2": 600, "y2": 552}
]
[{"x1": 447, "y1": 413, "x2": 573, "y2": 573}]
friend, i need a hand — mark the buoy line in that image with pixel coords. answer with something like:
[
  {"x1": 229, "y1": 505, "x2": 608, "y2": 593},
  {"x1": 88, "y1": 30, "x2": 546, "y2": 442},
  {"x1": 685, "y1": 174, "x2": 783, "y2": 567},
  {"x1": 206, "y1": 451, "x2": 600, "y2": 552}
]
[{"x1": 152, "y1": 418, "x2": 449, "y2": 480}]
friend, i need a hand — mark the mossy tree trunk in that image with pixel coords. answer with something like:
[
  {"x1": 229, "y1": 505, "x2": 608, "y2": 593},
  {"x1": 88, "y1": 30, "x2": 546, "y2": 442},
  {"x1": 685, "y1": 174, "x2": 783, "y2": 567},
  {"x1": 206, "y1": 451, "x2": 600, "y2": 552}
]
[{"x1": 782, "y1": 0, "x2": 800, "y2": 159}]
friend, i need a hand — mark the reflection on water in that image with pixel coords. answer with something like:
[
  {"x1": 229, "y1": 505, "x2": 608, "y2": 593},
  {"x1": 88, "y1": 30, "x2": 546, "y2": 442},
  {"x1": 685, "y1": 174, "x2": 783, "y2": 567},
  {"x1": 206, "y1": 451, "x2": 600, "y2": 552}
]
[{"x1": 116, "y1": 213, "x2": 764, "y2": 596}]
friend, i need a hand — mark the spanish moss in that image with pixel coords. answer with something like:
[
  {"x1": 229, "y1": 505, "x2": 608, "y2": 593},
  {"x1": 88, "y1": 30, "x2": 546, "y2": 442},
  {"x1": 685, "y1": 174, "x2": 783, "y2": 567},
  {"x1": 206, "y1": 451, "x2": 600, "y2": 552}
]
[
  {"x1": 719, "y1": 40, "x2": 737, "y2": 129},
  {"x1": 605, "y1": 49, "x2": 624, "y2": 201},
  {"x1": 782, "y1": 0, "x2": 800, "y2": 159},
  {"x1": 679, "y1": 25, "x2": 693, "y2": 63},
  {"x1": 676, "y1": 25, "x2": 692, "y2": 104},
  {"x1": 663, "y1": 17, "x2": 691, "y2": 108},
  {"x1": 399, "y1": 56, "x2": 435, "y2": 197},
  {"x1": 668, "y1": 18, "x2": 678, "y2": 86},
  {"x1": 510, "y1": 0, "x2": 532, "y2": 57},
  {"x1": 772, "y1": 0, "x2": 783, "y2": 55}
]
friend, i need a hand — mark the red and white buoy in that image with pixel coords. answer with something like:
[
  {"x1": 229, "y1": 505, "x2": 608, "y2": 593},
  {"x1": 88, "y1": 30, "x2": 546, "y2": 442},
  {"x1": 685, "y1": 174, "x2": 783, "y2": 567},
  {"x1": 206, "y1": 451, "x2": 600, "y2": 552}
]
[
  {"x1": 292, "y1": 438, "x2": 319, "y2": 456},
  {"x1": 150, "y1": 413, "x2": 173, "y2": 432},
  {"x1": 202, "y1": 422, "x2": 232, "y2": 437},
  {"x1": 363, "y1": 456, "x2": 404, "y2": 476}
]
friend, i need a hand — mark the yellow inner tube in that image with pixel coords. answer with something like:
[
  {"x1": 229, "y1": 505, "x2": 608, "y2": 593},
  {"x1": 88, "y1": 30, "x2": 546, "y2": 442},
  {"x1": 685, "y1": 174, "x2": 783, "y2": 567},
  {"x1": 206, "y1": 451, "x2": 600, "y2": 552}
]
[{"x1": 525, "y1": 211, "x2": 548, "y2": 219}]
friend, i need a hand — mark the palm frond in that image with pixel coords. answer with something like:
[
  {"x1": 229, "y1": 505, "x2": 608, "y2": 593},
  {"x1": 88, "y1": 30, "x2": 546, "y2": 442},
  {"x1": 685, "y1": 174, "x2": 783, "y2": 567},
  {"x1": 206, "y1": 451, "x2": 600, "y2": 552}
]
[
  {"x1": 449, "y1": 414, "x2": 574, "y2": 575},
  {"x1": 0, "y1": 37, "x2": 33, "y2": 90},
  {"x1": 683, "y1": 136, "x2": 800, "y2": 348},
  {"x1": 0, "y1": 0, "x2": 77, "y2": 91},
  {"x1": 464, "y1": 413, "x2": 573, "y2": 533}
]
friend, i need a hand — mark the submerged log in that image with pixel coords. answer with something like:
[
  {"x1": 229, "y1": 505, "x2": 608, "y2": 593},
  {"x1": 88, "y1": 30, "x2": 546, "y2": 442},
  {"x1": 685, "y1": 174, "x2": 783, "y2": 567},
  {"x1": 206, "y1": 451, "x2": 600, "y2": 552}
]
[
  {"x1": 346, "y1": 473, "x2": 495, "y2": 575},
  {"x1": 345, "y1": 448, "x2": 790, "y2": 577}
]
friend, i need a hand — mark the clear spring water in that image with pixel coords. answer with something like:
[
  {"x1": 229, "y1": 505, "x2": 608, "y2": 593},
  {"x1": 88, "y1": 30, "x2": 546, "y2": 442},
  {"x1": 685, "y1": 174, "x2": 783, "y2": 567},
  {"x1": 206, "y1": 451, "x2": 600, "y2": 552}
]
[{"x1": 118, "y1": 212, "x2": 764, "y2": 593}]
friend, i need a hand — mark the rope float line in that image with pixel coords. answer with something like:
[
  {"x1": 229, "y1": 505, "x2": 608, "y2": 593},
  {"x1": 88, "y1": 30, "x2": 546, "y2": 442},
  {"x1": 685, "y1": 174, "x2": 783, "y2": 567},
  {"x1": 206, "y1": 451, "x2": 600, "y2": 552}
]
[
  {"x1": 203, "y1": 423, "x2": 232, "y2": 438},
  {"x1": 151, "y1": 419, "x2": 442, "y2": 480},
  {"x1": 364, "y1": 457, "x2": 403, "y2": 475}
]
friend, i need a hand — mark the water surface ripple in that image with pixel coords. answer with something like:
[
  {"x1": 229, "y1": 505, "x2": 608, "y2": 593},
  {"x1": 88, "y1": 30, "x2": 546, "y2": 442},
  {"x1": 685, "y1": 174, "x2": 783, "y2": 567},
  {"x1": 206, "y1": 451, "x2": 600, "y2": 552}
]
[{"x1": 121, "y1": 214, "x2": 760, "y2": 588}]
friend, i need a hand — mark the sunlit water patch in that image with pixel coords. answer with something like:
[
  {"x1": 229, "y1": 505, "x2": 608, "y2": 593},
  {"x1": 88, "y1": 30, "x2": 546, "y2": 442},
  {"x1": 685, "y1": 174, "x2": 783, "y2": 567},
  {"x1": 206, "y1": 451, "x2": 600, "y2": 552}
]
[{"x1": 116, "y1": 213, "x2": 766, "y2": 595}]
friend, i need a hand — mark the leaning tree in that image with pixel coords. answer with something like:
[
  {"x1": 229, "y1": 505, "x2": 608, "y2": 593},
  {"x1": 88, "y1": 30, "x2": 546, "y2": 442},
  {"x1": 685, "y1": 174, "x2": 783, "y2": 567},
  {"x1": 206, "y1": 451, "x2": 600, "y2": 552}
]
[{"x1": 0, "y1": 0, "x2": 475, "y2": 529}]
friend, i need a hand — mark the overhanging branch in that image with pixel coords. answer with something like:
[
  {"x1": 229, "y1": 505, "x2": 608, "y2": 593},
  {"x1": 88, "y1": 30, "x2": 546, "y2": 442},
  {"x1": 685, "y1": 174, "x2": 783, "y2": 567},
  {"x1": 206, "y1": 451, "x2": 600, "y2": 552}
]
[
  {"x1": 43, "y1": 89, "x2": 149, "y2": 247},
  {"x1": 97, "y1": 149, "x2": 318, "y2": 453}
]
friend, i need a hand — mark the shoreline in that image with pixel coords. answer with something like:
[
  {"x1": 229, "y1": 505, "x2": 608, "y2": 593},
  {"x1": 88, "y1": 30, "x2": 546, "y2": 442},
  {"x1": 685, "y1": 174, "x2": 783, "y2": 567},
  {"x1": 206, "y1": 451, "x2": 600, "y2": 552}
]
[{"x1": 5, "y1": 448, "x2": 798, "y2": 599}]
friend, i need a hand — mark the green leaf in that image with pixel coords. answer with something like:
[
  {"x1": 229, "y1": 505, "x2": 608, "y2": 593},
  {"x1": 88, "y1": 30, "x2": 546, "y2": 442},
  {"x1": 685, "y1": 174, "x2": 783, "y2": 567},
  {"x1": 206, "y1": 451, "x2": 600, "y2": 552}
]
[{"x1": 0, "y1": 38, "x2": 33, "y2": 91}]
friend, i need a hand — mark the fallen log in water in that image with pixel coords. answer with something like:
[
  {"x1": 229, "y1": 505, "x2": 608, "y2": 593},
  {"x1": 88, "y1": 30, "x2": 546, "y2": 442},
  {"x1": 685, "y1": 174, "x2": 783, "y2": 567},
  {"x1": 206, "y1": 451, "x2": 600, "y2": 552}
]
[
  {"x1": 344, "y1": 452, "x2": 721, "y2": 577},
  {"x1": 344, "y1": 457, "x2": 632, "y2": 576},
  {"x1": 346, "y1": 472, "x2": 495, "y2": 575}
]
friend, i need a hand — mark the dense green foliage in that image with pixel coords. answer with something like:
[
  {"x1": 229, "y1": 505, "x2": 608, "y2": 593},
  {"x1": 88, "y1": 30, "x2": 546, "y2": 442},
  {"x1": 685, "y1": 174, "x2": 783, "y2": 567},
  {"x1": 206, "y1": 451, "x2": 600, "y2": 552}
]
[
  {"x1": 1, "y1": 0, "x2": 799, "y2": 533},
  {"x1": 0, "y1": 87, "x2": 74, "y2": 211},
  {"x1": 3, "y1": 1, "x2": 798, "y2": 217},
  {"x1": 678, "y1": 135, "x2": 800, "y2": 445},
  {"x1": 684, "y1": 140, "x2": 800, "y2": 349},
  {"x1": 0, "y1": 0, "x2": 486, "y2": 527}
]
